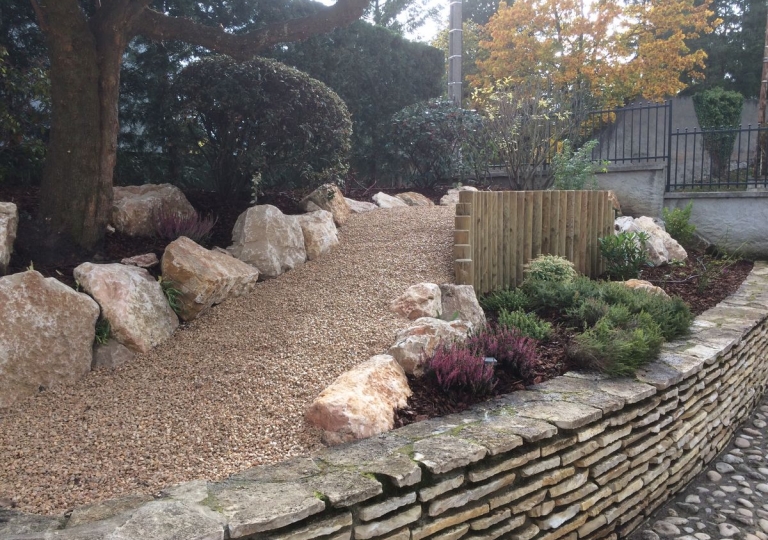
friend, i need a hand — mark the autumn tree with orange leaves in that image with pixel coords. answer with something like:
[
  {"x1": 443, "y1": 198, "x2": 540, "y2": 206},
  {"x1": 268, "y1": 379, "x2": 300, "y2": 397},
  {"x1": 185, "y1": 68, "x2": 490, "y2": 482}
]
[{"x1": 471, "y1": 0, "x2": 720, "y2": 107}]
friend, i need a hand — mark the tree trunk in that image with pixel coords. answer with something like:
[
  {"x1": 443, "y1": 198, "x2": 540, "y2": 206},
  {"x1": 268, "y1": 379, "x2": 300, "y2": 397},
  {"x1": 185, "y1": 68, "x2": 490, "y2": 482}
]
[{"x1": 37, "y1": 5, "x2": 124, "y2": 251}]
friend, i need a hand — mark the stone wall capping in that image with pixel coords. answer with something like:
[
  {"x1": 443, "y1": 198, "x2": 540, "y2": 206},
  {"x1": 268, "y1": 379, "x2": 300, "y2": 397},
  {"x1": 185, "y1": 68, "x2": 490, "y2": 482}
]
[{"x1": 6, "y1": 261, "x2": 768, "y2": 540}]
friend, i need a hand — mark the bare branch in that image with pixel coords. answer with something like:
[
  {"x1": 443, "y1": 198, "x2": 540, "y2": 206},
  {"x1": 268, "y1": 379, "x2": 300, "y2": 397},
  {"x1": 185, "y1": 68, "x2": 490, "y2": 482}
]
[{"x1": 132, "y1": 0, "x2": 370, "y2": 59}]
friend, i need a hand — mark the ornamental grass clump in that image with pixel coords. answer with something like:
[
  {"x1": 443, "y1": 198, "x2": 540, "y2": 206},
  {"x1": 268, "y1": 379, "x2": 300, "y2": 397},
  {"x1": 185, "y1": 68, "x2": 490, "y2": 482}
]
[
  {"x1": 426, "y1": 343, "x2": 496, "y2": 396},
  {"x1": 154, "y1": 205, "x2": 217, "y2": 244}
]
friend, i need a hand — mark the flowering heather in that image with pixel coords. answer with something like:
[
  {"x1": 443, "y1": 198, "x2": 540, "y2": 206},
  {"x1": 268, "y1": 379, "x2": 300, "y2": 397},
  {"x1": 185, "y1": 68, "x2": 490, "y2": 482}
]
[
  {"x1": 466, "y1": 326, "x2": 540, "y2": 381},
  {"x1": 154, "y1": 205, "x2": 216, "y2": 244},
  {"x1": 426, "y1": 343, "x2": 496, "y2": 396}
]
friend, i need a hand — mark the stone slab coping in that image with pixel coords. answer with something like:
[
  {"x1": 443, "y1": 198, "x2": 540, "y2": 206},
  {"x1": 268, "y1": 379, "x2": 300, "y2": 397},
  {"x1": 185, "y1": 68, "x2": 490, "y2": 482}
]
[{"x1": 3, "y1": 262, "x2": 767, "y2": 540}]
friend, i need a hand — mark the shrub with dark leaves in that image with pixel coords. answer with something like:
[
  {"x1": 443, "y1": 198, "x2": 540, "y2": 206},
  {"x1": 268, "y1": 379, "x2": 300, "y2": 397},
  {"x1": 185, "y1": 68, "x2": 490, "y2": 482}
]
[
  {"x1": 426, "y1": 343, "x2": 496, "y2": 396},
  {"x1": 154, "y1": 204, "x2": 216, "y2": 244}
]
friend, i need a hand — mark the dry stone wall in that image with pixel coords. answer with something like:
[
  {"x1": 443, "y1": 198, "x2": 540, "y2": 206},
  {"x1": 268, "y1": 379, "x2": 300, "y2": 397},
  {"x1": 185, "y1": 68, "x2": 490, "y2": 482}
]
[{"x1": 4, "y1": 263, "x2": 768, "y2": 540}]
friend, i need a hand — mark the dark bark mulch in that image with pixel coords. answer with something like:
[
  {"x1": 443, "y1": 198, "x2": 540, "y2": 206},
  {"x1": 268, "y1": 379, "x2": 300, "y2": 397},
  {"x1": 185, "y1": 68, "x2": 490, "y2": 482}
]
[{"x1": 394, "y1": 253, "x2": 755, "y2": 428}]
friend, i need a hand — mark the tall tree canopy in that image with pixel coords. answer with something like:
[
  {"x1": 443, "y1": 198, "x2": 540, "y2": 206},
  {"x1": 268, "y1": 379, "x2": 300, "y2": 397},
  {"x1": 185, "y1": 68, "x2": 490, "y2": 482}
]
[
  {"x1": 683, "y1": 0, "x2": 767, "y2": 97},
  {"x1": 471, "y1": 0, "x2": 719, "y2": 107},
  {"x1": 27, "y1": 0, "x2": 369, "y2": 250}
]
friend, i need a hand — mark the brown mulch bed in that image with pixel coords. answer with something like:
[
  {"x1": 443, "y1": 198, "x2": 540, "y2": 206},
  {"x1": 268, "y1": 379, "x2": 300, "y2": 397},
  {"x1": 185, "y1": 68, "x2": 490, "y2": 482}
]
[{"x1": 394, "y1": 254, "x2": 755, "y2": 428}]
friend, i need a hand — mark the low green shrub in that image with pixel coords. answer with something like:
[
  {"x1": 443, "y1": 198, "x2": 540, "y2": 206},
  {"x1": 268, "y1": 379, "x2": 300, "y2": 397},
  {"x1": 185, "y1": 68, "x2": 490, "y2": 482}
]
[
  {"x1": 565, "y1": 297, "x2": 610, "y2": 329},
  {"x1": 599, "y1": 231, "x2": 651, "y2": 280},
  {"x1": 524, "y1": 255, "x2": 577, "y2": 283},
  {"x1": 479, "y1": 287, "x2": 531, "y2": 314},
  {"x1": 569, "y1": 311, "x2": 664, "y2": 376},
  {"x1": 521, "y1": 276, "x2": 603, "y2": 315},
  {"x1": 601, "y1": 282, "x2": 692, "y2": 340},
  {"x1": 498, "y1": 309, "x2": 552, "y2": 341},
  {"x1": 663, "y1": 202, "x2": 696, "y2": 248}
]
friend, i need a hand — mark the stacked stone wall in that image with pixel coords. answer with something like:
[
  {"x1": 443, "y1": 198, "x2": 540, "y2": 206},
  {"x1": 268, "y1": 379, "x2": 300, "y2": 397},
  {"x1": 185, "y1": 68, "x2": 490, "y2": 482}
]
[{"x1": 4, "y1": 264, "x2": 768, "y2": 540}]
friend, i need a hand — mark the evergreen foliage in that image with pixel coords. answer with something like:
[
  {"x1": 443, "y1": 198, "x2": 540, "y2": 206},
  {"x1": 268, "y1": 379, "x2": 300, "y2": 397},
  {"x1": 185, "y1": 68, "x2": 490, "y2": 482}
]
[{"x1": 172, "y1": 56, "x2": 352, "y2": 198}]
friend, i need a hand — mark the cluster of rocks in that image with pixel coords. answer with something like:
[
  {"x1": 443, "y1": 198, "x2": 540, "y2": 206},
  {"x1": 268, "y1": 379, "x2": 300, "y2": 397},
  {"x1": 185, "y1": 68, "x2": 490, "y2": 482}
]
[
  {"x1": 306, "y1": 281, "x2": 486, "y2": 445},
  {"x1": 0, "y1": 183, "x2": 450, "y2": 409},
  {"x1": 615, "y1": 216, "x2": 688, "y2": 266}
]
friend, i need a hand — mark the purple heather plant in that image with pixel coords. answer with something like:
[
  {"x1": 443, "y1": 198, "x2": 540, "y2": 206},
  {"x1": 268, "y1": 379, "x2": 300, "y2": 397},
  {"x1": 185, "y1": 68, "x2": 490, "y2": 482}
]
[
  {"x1": 154, "y1": 204, "x2": 217, "y2": 244},
  {"x1": 426, "y1": 343, "x2": 496, "y2": 396}
]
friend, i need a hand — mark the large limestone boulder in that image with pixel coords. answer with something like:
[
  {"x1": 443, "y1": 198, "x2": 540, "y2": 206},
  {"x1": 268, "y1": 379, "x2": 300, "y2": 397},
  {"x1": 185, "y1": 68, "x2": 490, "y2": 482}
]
[
  {"x1": 388, "y1": 317, "x2": 473, "y2": 376},
  {"x1": 395, "y1": 192, "x2": 434, "y2": 207},
  {"x1": 615, "y1": 216, "x2": 687, "y2": 266},
  {"x1": 294, "y1": 210, "x2": 339, "y2": 261},
  {"x1": 372, "y1": 192, "x2": 408, "y2": 209},
  {"x1": 635, "y1": 216, "x2": 688, "y2": 262},
  {"x1": 440, "y1": 186, "x2": 478, "y2": 206},
  {"x1": 112, "y1": 184, "x2": 196, "y2": 237},
  {"x1": 344, "y1": 197, "x2": 377, "y2": 214},
  {"x1": 390, "y1": 283, "x2": 442, "y2": 320},
  {"x1": 227, "y1": 205, "x2": 307, "y2": 278},
  {"x1": 305, "y1": 354, "x2": 411, "y2": 445},
  {"x1": 0, "y1": 202, "x2": 18, "y2": 275},
  {"x1": 0, "y1": 271, "x2": 99, "y2": 408},
  {"x1": 73, "y1": 263, "x2": 178, "y2": 354},
  {"x1": 161, "y1": 236, "x2": 260, "y2": 321},
  {"x1": 300, "y1": 184, "x2": 350, "y2": 227},
  {"x1": 615, "y1": 216, "x2": 667, "y2": 266},
  {"x1": 439, "y1": 284, "x2": 486, "y2": 330}
]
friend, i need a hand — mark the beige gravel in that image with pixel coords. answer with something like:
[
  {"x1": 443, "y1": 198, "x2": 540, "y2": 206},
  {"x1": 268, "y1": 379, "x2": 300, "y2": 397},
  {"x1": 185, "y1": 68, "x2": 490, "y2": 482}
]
[{"x1": 0, "y1": 206, "x2": 454, "y2": 515}]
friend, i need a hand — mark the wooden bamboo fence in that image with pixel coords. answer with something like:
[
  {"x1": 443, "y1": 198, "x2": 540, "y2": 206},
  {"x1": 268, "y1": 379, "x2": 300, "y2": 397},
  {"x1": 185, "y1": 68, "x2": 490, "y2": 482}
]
[{"x1": 454, "y1": 190, "x2": 616, "y2": 294}]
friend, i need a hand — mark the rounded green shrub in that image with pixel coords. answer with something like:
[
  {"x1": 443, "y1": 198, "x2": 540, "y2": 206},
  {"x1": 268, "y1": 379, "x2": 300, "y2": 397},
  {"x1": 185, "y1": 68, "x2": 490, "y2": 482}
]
[
  {"x1": 498, "y1": 309, "x2": 552, "y2": 341},
  {"x1": 524, "y1": 255, "x2": 577, "y2": 283},
  {"x1": 172, "y1": 56, "x2": 352, "y2": 198}
]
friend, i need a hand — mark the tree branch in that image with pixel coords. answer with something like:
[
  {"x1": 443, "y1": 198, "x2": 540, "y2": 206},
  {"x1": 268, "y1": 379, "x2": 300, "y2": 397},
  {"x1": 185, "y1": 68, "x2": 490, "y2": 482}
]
[{"x1": 132, "y1": 0, "x2": 370, "y2": 59}]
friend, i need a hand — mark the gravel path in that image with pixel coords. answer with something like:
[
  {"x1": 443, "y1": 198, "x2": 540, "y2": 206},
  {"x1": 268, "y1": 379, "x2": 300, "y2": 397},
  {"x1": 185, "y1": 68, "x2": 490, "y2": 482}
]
[
  {"x1": 629, "y1": 399, "x2": 768, "y2": 540},
  {"x1": 0, "y1": 206, "x2": 454, "y2": 515}
]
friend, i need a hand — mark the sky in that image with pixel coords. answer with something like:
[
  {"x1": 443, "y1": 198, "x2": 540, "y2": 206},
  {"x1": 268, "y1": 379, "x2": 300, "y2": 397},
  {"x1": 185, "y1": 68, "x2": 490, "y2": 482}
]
[{"x1": 316, "y1": 0, "x2": 450, "y2": 44}]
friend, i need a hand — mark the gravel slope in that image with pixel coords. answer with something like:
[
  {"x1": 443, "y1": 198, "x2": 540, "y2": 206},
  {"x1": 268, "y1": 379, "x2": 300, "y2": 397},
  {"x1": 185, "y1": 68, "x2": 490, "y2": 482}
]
[{"x1": 0, "y1": 206, "x2": 453, "y2": 515}]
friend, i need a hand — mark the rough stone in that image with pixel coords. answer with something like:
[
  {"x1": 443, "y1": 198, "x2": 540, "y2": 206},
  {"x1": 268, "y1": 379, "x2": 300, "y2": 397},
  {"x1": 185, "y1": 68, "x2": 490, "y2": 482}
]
[
  {"x1": 418, "y1": 474, "x2": 465, "y2": 502},
  {"x1": 161, "y1": 236, "x2": 259, "y2": 321},
  {"x1": 440, "y1": 186, "x2": 478, "y2": 206},
  {"x1": 412, "y1": 436, "x2": 488, "y2": 474},
  {"x1": 305, "y1": 355, "x2": 411, "y2": 445},
  {"x1": 359, "y1": 492, "x2": 417, "y2": 521},
  {"x1": 354, "y1": 506, "x2": 421, "y2": 540},
  {"x1": 0, "y1": 270, "x2": 99, "y2": 408},
  {"x1": 635, "y1": 216, "x2": 688, "y2": 262},
  {"x1": 300, "y1": 184, "x2": 350, "y2": 226},
  {"x1": 0, "y1": 201, "x2": 18, "y2": 275},
  {"x1": 120, "y1": 253, "x2": 159, "y2": 268},
  {"x1": 267, "y1": 512, "x2": 352, "y2": 540},
  {"x1": 373, "y1": 192, "x2": 409, "y2": 208},
  {"x1": 294, "y1": 210, "x2": 339, "y2": 261},
  {"x1": 622, "y1": 279, "x2": 670, "y2": 298},
  {"x1": 653, "y1": 521, "x2": 681, "y2": 537},
  {"x1": 227, "y1": 204, "x2": 306, "y2": 278},
  {"x1": 390, "y1": 283, "x2": 442, "y2": 320},
  {"x1": 91, "y1": 341, "x2": 136, "y2": 370},
  {"x1": 388, "y1": 317, "x2": 472, "y2": 376},
  {"x1": 112, "y1": 183, "x2": 196, "y2": 237},
  {"x1": 107, "y1": 500, "x2": 225, "y2": 540},
  {"x1": 344, "y1": 197, "x2": 378, "y2": 214},
  {"x1": 74, "y1": 262, "x2": 178, "y2": 353},
  {"x1": 305, "y1": 470, "x2": 382, "y2": 508},
  {"x1": 439, "y1": 284, "x2": 486, "y2": 330},
  {"x1": 395, "y1": 192, "x2": 434, "y2": 207}
]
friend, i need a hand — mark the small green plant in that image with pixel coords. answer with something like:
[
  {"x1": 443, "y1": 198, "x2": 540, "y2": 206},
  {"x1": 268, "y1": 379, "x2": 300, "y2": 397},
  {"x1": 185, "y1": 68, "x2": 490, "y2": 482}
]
[
  {"x1": 569, "y1": 311, "x2": 664, "y2": 376},
  {"x1": 552, "y1": 139, "x2": 608, "y2": 190},
  {"x1": 524, "y1": 255, "x2": 577, "y2": 283},
  {"x1": 599, "y1": 231, "x2": 651, "y2": 280},
  {"x1": 158, "y1": 277, "x2": 183, "y2": 314},
  {"x1": 95, "y1": 318, "x2": 111, "y2": 345},
  {"x1": 479, "y1": 288, "x2": 531, "y2": 314},
  {"x1": 663, "y1": 202, "x2": 696, "y2": 248},
  {"x1": 498, "y1": 309, "x2": 552, "y2": 341}
]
